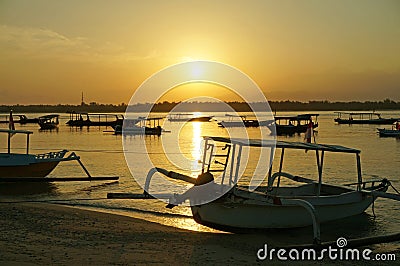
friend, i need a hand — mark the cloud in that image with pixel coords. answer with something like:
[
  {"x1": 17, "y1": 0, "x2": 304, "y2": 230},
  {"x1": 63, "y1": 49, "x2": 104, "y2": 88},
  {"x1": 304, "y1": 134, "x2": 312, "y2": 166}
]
[{"x1": 0, "y1": 25, "x2": 160, "y2": 62}]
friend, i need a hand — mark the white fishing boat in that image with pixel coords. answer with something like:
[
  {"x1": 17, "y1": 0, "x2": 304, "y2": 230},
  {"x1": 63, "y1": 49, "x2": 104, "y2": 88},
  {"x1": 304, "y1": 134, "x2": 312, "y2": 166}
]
[{"x1": 109, "y1": 136, "x2": 400, "y2": 243}]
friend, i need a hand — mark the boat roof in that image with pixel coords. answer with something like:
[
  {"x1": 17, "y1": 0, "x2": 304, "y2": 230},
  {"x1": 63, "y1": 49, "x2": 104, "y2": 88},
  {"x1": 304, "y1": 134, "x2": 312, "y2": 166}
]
[
  {"x1": 39, "y1": 114, "x2": 59, "y2": 119},
  {"x1": 204, "y1": 136, "x2": 360, "y2": 154},
  {"x1": 0, "y1": 128, "x2": 33, "y2": 135},
  {"x1": 334, "y1": 111, "x2": 380, "y2": 115}
]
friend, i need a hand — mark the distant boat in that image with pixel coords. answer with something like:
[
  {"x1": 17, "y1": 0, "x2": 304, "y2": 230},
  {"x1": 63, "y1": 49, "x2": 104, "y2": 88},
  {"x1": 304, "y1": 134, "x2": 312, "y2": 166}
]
[
  {"x1": 66, "y1": 112, "x2": 124, "y2": 127},
  {"x1": 38, "y1": 114, "x2": 59, "y2": 130},
  {"x1": 0, "y1": 114, "x2": 38, "y2": 124},
  {"x1": 334, "y1": 111, "x2": 399, "y2": 125},
  {"x1": 113, "y1": 117, "x2": 163, "y2": 136},
  {"x1": 377, "y1": 121, "x2": 400, "y2": 137},
  {"x1": 218, "y1": 114, "x2": 270, "y2": 128},
  {"x1": 168, "y1": 113, "x2": 213, "y2": 122},
  {"x1": 267, "y1": 114, "x2": 319, "y2": 135}
]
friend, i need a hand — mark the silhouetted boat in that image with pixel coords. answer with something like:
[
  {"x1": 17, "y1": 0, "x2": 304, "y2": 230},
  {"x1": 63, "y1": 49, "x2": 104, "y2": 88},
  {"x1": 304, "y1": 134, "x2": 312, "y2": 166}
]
[
  {"x1": 38, "y1": 114, "x2": 59, "y2": 130},
  {"x1": 377, "y1": 121, "x2": 400, "y2": 137},
  {"x1": 0, "y1": 128, "x2": 119, "y2": 182},
  {"x1": 218, "y1": 114, "x2": 270, "y2": 127},
  {"x1": 0, "y1": 114, "x2": 38, "y2": 124},
  {"x1": 113, "y1": 117, "x2": 163, "y2": 136},
  {"x1": 267, "y1": 114, "x2": 319, "y2": 135},
  {"x1": 334, "y1": 112, "x2": 399, "y2": 124},
  {"x1": 66, "y1": 112, "x2": 123, "y2": 127},
  {"x1": 168, "y1": 113, "x2": 213, "y2": 122}
]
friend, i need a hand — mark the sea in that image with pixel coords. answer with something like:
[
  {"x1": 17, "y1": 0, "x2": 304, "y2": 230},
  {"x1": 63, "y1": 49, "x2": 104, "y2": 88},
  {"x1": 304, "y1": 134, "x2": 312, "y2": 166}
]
[{"x1": 1, "y1": 110, "x2": 399, "y2": 249}]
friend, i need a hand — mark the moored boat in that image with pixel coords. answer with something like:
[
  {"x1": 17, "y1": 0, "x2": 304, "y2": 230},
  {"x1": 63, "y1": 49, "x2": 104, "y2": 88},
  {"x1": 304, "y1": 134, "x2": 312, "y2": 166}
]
[
  {"x1": 109, "y1": 136, "x2": 400, "y2": 244},
  {"x1": 334, "y1": 111, "x2": 399, "y2": 124},
  {"x1": 377, "y1": 121, "x2": 400, "y2": 137},
  {"x1": 38, "y1": 114, "x2": 59, "y2": 130},
  {"x1": 113, "y1": 117, "x2": 163, "y2": 136},
  {"x1": 267, "y1": 113, "x2": 319, "y2": 135}
]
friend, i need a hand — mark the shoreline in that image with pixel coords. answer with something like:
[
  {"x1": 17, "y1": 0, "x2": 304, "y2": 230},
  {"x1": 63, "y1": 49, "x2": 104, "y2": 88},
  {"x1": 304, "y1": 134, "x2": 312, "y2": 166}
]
[{"x1": 0, "y1": 202, "x2": 398, "y2": 265}]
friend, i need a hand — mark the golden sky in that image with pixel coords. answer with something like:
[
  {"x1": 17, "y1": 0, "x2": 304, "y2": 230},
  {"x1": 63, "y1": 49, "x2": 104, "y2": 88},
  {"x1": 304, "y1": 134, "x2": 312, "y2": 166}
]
[{"x1": 0, "y1": 0, "x2": 399, "y2": 104}]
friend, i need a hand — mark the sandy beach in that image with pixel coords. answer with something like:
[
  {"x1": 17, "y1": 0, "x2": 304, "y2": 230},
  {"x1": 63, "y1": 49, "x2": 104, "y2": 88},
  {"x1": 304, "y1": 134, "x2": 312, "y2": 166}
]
[{"x1": 0, "y1": 202, "x2": 398, "y2": 265}]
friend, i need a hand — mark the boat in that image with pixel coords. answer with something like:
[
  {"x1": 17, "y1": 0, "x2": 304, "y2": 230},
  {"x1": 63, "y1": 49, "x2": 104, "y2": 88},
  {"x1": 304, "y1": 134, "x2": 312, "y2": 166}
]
[
  {"x1": 109, "y1": 136, "x2": 400, "y2": 243},
  {"x1": 38, "y1": 114, "x2": 59, "y2": 130},
  {"x1": 113, "y1": 117, "x2": 163, "y2": 136},
  {"x1": 334, "y1": 111, "x2": 399, "y2": 125},
  {"x1": 66, "y1": 112, "x2": 124, "y2": 127},
  {"x1": 168, "y1": 113, "x2": 213, "y2": 122},
  {"x1": 0, "y1": 128, "x2": 119, "y2": 181},
  {"x1": 377, "y1": 121, "x2": 400, "y2": 137},
  {"x1": 267, "y1": 114, "x2": 319, "y2": 135},
  {"x1": 0, "y1": 114, "x2": 38, "y2": 124},
  {"x1": 218, "y1": 114, "x2": 271, "y2": 128}
]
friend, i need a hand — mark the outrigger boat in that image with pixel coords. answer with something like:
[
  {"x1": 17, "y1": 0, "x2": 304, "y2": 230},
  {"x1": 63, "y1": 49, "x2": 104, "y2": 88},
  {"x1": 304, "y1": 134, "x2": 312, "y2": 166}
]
[
  {"x1": 113, "y1": 117, "x2": 163, "y2": 136},
  {"x1": 218, "y1": 114, "x2": 271, "y2": 128},
  {"x1": 38, "y1": 114, "x2": 59, "y2": 130},
  {"x1": 334, "y1": 111, "x2": 399, "y2": 125},
  {"x1": 0, "y1": 128, "x2": 118, "y2": 182},
  {"x1": 66, "y1": 112, "x2": 124, "y2": 127},
  {"x1": 267, "y1": 114, "x2": 319, "y2": 135},
  {"x1": 168, "y1": 113, "x2": 213, "y2": 122},
  {"x1": 0, "y1": 114, "x2": 38, "y2": 124},
  {"x1": 108, "y1": 136, "x2": 400, "y2": 244},
  {"x1": 377, "y1": 121, "x2": 400, "y2": 137}
]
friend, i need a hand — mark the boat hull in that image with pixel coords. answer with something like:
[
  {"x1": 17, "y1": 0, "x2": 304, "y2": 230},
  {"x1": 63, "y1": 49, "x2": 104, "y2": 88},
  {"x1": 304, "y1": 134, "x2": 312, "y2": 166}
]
[
  {"x1": 335, "y1": 118, "x2": 398, "y2": 125},
  {"x1": 377, "y1": 128, "x2": 400, "y2": 137},
  {"x1": 191, "y1": 192, "x2": 377, "y2": 230},
  {"x1": 0, "y1": 161, "x2": 60, "y2": 178}
]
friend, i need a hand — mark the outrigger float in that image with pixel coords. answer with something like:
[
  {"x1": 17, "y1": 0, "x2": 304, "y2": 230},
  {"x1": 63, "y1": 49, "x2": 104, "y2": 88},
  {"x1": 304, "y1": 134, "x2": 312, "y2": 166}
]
[
  {"x1": 108, "y1": 136, "x2": 400, "y2": 244},
  {"x1": 0, "y1": 129, "x2": 118, "y2": 182}
]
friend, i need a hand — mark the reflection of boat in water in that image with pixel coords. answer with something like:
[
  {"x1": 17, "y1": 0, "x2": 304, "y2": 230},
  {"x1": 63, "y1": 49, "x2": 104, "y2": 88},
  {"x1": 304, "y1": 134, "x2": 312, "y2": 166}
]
[
  {"x1": 377, "y1": 121, "x2": 400, "y2": 137},
  {"x1": 66, "y1": 112, "x2": 124, "y2": 127},
  {"x1": 334, "y1": 111, "x2": 399, "y2": 125},
  {"x1": 113, "y1": 117, "x2": 163, "y2": 136},
  {"x1": 267, "y1": 114, "x2": 319, "y2": 135},
  {"x1": 110, "y1": 136, "x2": 400, "y2": 244},
  {"x1": 168, "y1": 113, "x2": 213, "y2": 122},
  {"x1": 38, "y1": 114, "x2": 59, "y2": 130},
  {"x1": 218, "y1": 114, "x2": 270, "y2": 128}
]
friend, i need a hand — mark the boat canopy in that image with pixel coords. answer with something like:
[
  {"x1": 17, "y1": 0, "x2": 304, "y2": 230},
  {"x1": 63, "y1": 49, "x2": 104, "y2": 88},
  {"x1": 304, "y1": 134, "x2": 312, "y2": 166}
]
[{"x1": 204, "y1": 136, "x2": 360, "y2": 154}]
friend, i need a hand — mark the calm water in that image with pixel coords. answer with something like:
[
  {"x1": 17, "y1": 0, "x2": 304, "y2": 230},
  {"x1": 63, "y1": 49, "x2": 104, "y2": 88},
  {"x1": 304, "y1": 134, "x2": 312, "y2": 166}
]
[{"x1": 1, "y1": 110, "x2": 400, "y2": 247}]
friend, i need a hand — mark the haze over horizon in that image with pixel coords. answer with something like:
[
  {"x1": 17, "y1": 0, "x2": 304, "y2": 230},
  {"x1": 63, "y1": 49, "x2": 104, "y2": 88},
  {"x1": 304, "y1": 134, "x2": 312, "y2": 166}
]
[{"x1": 1, "y1": 1, "x2": 399, "y2": 105}]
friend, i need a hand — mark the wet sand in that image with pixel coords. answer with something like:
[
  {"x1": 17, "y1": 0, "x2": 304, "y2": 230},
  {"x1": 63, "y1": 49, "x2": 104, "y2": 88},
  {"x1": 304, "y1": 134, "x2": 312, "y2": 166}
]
[{"x1": 0, "y1": 203, "x2": 397, "y2": 265}]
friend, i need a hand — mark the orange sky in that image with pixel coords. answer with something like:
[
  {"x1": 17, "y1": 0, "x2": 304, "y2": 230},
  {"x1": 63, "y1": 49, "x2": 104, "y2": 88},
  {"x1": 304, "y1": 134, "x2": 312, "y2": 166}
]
[{"x1": 0, "y1": 0, "x2": 399, "y2": 104}]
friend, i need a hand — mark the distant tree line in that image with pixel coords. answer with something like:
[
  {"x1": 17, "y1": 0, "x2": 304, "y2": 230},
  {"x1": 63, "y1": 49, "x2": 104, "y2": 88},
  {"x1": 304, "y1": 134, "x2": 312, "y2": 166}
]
[{"x1": 1, "y1": 99, "x2": 399, "y2": 113}]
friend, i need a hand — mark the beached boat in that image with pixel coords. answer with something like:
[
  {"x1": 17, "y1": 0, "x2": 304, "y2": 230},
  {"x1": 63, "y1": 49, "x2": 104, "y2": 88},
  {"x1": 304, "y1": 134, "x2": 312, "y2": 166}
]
[
  {"x1": 168, "y1": 113, "x2": 213, "y2": 122},
  {"x1": 113, "y1": 117, "x2": 163, "y2": 136},
  {"x1": 66, "y1": 112, "x2": 124, "y2": 127},
  {"x1": 218, "y1": 114, "x2": 271, "y2": 128},
  {"x1": 267, "y1": 114, "x2": 319, "y2": 135},
  {"x1": 0, "y1": 125, "x2": 118, "y2": 181},
  {"x1": 0, "y1": 128, "x2": 81, "y2": 178},
  {"x1": 38, "y1": 114, "x2": 59, "y2": 130},
  {"x1": 109, "y1": 136, "x2": 400, "y2": 243},
  {"x1": 334, "y1": 111, "x2": 399, "y2": 125}
]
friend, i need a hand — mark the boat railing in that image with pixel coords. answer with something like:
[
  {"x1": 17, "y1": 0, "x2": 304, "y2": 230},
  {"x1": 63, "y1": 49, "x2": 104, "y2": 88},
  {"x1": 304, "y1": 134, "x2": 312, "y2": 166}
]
[{"x1": 35, "y1": 149, "x2": 68, "y2": 159}]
